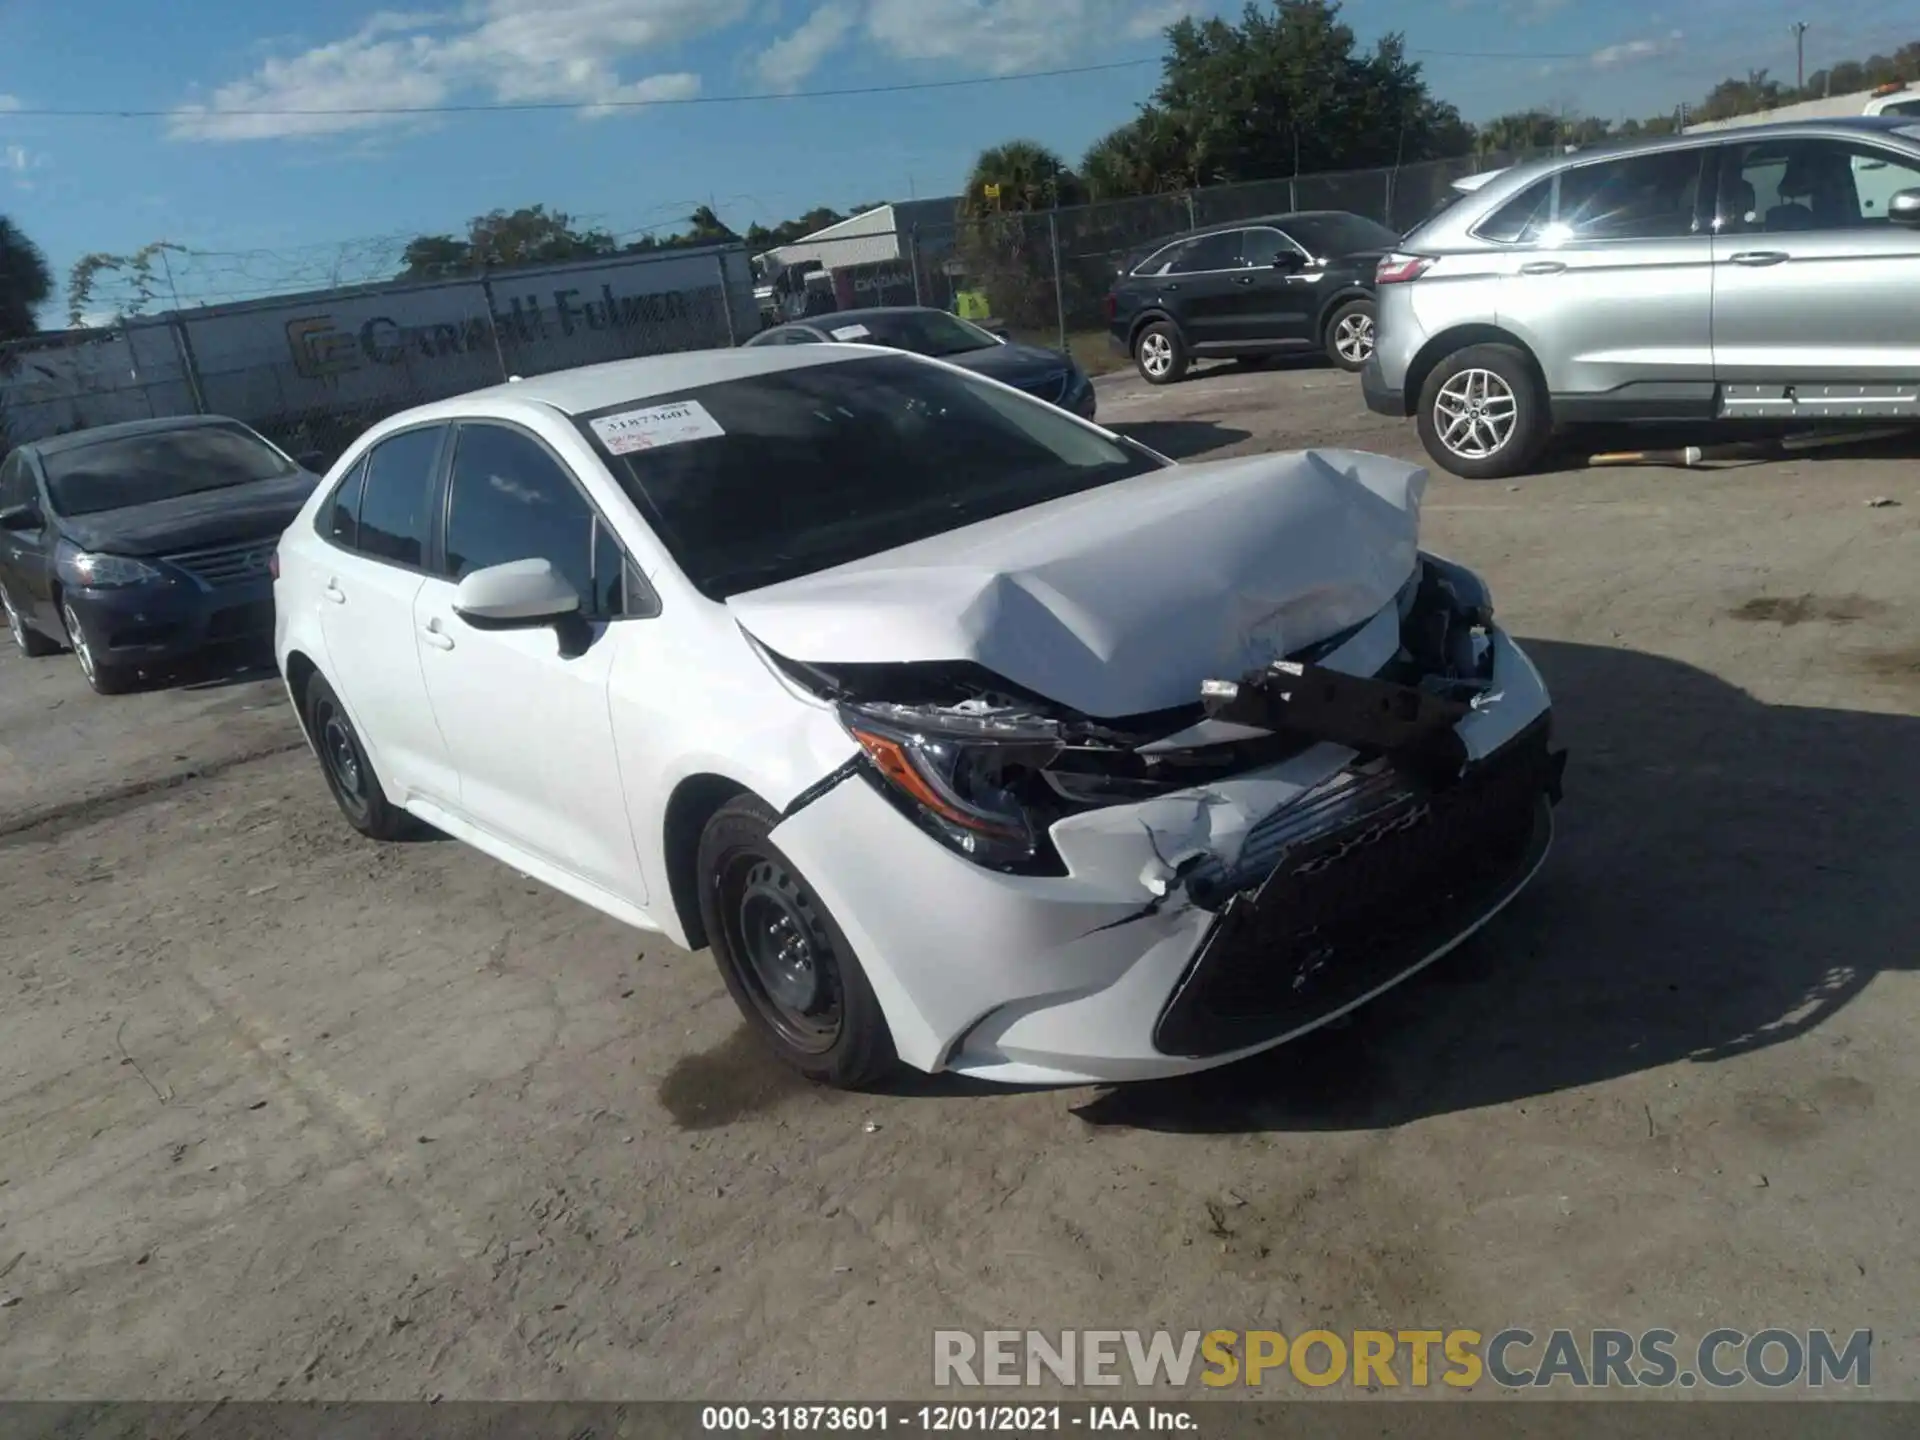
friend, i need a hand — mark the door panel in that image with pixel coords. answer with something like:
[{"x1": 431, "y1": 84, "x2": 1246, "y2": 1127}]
[
  {"x1": 1711, "y1": 137, "x2": 1920, "y2": 385},
  {"x1": 1493, "y1": 147, "x2": 1715, "y2": 396},
  {"x1": 1159, "y1": 231, "x2": 1245, "y2": 344},
  {"x1": 414, "y1": 421, "x2": 647, "y2": 904},
  {"x1": 1216, "y1": 228, "x2": 1316, "y2": 346},
  {"x1": 315, "y1": 427, "x2": 458, "y2": 805}
]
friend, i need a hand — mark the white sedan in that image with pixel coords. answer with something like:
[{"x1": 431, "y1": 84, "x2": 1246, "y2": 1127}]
[{"x1": 272, "y1": 344, "x2": 1565, "y2": 1088}]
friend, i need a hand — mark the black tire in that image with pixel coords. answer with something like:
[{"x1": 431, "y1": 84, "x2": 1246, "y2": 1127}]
[
  {"x1": 303, "y1": 672, "x2": 413, "y2": 840},
  {"x1": 1324, "y1": 298, "x2": 1378, "y2": 373},
  {"x1": 60, "y1": 599, "x2": 138, "y2": 694},
  {"x1": 1414, "y1": 343, "x2": 1550, "y2": 480},
  {"x1": 1132, "y1": 321, "x2": 1189, "y2": 385},
  {"x1": 697, "y1": 793, "x2": 896, "y2": 1088},
  {"x1": 2, "y1": 584, "x2": 58, "y2": 657}
]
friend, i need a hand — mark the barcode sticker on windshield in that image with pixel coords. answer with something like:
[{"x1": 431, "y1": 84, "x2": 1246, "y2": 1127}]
[
  {"x1": 591, "y1": 400, "x2": 726, "y2": 455},
  {"x1": 830, "y1": 324, "x2": 871, "y2": 340}
]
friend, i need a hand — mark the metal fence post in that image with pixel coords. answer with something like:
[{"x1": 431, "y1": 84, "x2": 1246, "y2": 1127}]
[
  {"x1": 477, "y1": 270, "x2": 510, "y2": 381},
  {"x1": 910, "y1": 226, "x2": 924, "y2": 306},
  {"x1": 1048, "y1": 211, "x2": 1068, "y2": 353},
  {"x1": 1185, "y1": 191, "x2": 1198, "y2": 231},
  {"x1": 168, "y1": 316, "x2": 208, "y2": 414},
  {"x1": 716, "y1": 251, "x2": 738, "y2": 346}
]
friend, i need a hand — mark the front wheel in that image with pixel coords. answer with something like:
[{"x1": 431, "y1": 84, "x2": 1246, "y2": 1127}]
[
  {"x1": 697, "y1": 794, "x2": 896, "y2": 1088},
  {"x1": 3, "y1": 584, "x2": 58, "y2": 657},
  {"x1": 1415, "y1": 343, "x2": 1550, "y2": 480},
  {"x1": 1324, "y1": 298, "x2": 1377, "y2": 372},
  {"x1": 62, "y1": 601, "x2": 136, "y2": 694}
]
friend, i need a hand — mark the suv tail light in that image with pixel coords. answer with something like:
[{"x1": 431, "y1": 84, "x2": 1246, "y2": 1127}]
[
  {"x1": 1376, "y1": 254, "x2": 1434, "y2": 285},
  {"x1": 268, "y1": 548, "x2": 280, "y2": 581}
]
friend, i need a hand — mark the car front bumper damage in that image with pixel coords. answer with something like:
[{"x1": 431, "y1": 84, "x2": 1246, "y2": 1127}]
[{"x1": 767, "y1": 623, "x2": 1564, "y2": 1086}]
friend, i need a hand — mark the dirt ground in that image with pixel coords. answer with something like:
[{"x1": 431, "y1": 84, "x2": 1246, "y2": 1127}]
[{"x1": 2, "y1": 361, "x2": 1917, "y2": 1402}]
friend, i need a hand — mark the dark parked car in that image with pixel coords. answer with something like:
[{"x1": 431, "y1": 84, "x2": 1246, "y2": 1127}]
[
  {"x1": 746, "y1": 306, "x2": 1097, "y2": 420},
  {"x1": 1105, "y1": 210, "x2": 1400, "y2": 384},
  {"x1": 0, "y1": 415, "x2": 324, "y2": 694}
]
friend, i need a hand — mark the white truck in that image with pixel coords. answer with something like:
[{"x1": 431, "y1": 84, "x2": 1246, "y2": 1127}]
[
  {"x1": 1, "y1": 243, "x2": 758, "y2": 463},
  {"x1": 1683, "y1": 79, "x2": 1920, "y2": 133}
]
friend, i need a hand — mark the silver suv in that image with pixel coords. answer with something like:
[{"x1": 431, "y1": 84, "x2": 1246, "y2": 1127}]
[{"x1": 1363, "y1": 117, "x2": 1920, "y2": 478}]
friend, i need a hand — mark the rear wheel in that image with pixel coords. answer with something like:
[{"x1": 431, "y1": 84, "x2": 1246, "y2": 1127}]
[
  {"x1": 2, "y1": 584, "x2": 58, "y2": 657},
  {"x1": 62, "y1": 601, "x2": 135, "y2": 694},
  {"x1": 697, "y1": 794, "x2": 895, "y2": 1088},
  {"x1": 1133, "y1": 321, "x2": 1189, "y2": 385},
  {"x1": 304, "y1": 673, "x2": 412, "y2": 839},
  {"x1": 1415, "y1": 343, "x2": 1550, "y2": 480},
  {"x1": 1325, "y1": 298, "x2": 1377, "y2": 372}
]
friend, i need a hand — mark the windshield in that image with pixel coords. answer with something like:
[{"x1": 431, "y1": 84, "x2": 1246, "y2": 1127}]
[
  {"x1": 1284, "y1": 213, "x2": 1401, "y2": 258},
  {"x1": 1881, "y1": 98, "x2": 1920, "y2": 118},
  {"x1": 43, "y1": 423, "x2": 297, "y2": 517},
  {"x1": 577, "y1": 353, "x2": 1162, "y2": 599},
  {"x1": 831, "y1": 310, "x2": 1000, "y2": 358}
]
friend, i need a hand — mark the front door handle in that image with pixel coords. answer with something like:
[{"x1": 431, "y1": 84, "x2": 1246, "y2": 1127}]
[
  {"x1": 1519, "y1": 260, "x2": 1567, "y2": 275},
  {"x1": 1729, "y1": 251, "x2": 1789, "y2": 267},
  {"x1": 420, "y1": 622, "x2": 455, "y2": 652},
  {"x1": 322, "y1": 580, "x2": 346, "y2": 605},
  {"x1": 1233, "y1": 275, "x2": 1256, "y2": 286}
]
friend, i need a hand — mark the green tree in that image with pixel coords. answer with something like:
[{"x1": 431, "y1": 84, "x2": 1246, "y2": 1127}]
[
  {"x1": 1080, "y1": 113, "x2": 1196, "y2": 200},
  {"x1": 466, "y1": 205, "x2": 617, "y2": 269},
  {"x1": 960, "y1": 140, "x2": 1084, "y2": 219},
  {"x1": 398, "y1": 234, "x2": 473, "y2": 281},
  {"x1": 64, "y1": 241, "x2": 187, "y2": 328},
  {"x1": 1, "y1": 217, "x2": 54, "y2": 340}
]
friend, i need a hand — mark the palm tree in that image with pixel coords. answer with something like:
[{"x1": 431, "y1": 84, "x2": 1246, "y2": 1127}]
[
  {"x1": 0, "y1": 216, "x2": 52, "y2": 342},
  {"x1": 1080, "y1": 115, "x2": 1193, "y2": 200},
  {"x1": 960, "y1": 141, "x2": 1083, "y2": 220}
]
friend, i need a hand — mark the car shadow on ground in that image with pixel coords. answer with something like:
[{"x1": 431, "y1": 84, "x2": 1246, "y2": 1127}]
[
  {"x1": 1071, "y1": 637, "x2": 1920, "y2": 1134},
  {"x1": 1108, "y1": 420, "x2": 1255, "y2": 461}
]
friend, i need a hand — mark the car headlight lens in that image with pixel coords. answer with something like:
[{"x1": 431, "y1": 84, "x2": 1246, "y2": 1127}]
[
  {"x1": 837, "y1": 703, "x2": 1063, "y2": 869},
  {"x1": 57, "y1": 549, "x2": 165, "y2": 589},
  {"x1": 1418, "y1": 552, "x2": 1492, "y2": 624}
]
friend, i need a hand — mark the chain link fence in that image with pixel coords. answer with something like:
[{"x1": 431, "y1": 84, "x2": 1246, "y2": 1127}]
[{"x1": 1, "y1": 245, "x2": 755, "y2": 466}]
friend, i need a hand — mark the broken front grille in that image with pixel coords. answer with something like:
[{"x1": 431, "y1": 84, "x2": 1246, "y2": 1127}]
[
  {"x1": 163, "y1": 539, "x2": 276, "y2": 588},
  {"x1": 1154, "y1": 715, "x2": 1561, "y2": 1058}
]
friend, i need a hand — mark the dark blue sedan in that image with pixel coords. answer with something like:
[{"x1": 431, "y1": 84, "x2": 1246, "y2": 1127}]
[{"x1": 745, "y1": 306, "x2": 1096, "y2": 420}]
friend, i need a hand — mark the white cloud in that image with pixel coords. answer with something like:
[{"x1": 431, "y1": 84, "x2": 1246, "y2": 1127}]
[
  {"x1": 864, "y1": 0, "x2": 1197, "y2": 76},
  {"x1": 1591, "y1": 30, "x2": 1685, "y2": 69},
  {"x1": 169, "y1": 0, "x2": 748, "y2": 141},
  {"x1": 753, "y1": 1, "x2": 857, "y2": 91}
]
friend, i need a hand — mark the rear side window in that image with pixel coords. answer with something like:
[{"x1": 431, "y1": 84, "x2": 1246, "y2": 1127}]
[
  {"x1": 1475, "y1": 179, "x2": 1553, "y2": 243},
  {"x1": 1553, "y1": 150, "x2": 1704, "y2": 240},
  {"x1": 355, "y1": 427, "x2": 441, "y2": 568},
  {"x1": 1169, "y1": 232, "x2": 1243, "y2": 274},
  {"x1": 322, "y1": 458, "x2": 366, "y2": 548}
]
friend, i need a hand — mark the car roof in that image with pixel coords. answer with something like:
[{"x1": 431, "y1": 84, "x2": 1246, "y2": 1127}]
[
  {"x1": 24, "y1": 413, "x2": 253, "y2": 459},
  {"x1": 1145, "y1": 210, "x2": 1382, "y2": 246},
  {"x1": 778, "y1": 306, "x2": 951, "y2": 329},
  {"x1": 382, "y1": 344, "x2": 887, "y2": 425}
]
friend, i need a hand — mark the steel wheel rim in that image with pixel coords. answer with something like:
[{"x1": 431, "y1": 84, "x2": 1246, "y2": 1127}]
[
  {"x1": 1139, "y1": 333, "x2": 1174, "y2": 377},
  {"x1": 1336, "y1": 313, "x2": 1376, "y2": 363},
  {"x1": 720, "y1": 853, "x2": 842, "y2": 1054},
  {"x1": 2, "y1": 589, "x2": 22, "y2": 650},
  {"x1": 1433, "y1": 368, "x2": 1518, "y2": 460},
  {"x1": 62, "y1": 604, "x2": 95, "y2": 681},
  {"x1": 315, "y1": 699, "x2": 369, "y2": 814}
]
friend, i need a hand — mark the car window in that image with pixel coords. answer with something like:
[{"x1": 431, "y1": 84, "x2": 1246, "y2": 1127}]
[
  {"x1": 442, "y1": 423, "x2": 626, "y2": 619},
  {"x1": 0, "y1": 453, "x2": 28, "y2": 508},
  {"x1": 576, "y1": 353, "x2": 1163, "y2": 601},
  {"x1": 1131, "y1": 241, "x2": 1186, "y2": 277},
  {"x1": 1548, "y1": 149, "x2": 1704, "y2": 242},
  {"x1": 39, "y1": 421, "x2": 298, "y2": 518},
  {"x1": 355, "y1": 426, "x2": 441, "y2": 568},
  {"x1": 322, "y1": 457, "x2": 367, "y2": 549},
  {"x1": 1168, "y1": 232, "x2": 1244, "y2": 274},
  {"x1": 1238, "y1": 228, "x2": 1289, "y2": 267},
  {"x1": 1719, "y1": 138, "x2": 1920, "y2": 232},
  {"x1": 1283, "y1": 213, "x2": 1400, "y2": 257},
  {"x1": 1475, "y1": 178, "x2": 1553, "y2": 243},
  {"x1": 1880, "y1": 98, "x2": 1920, "y2": 118}
]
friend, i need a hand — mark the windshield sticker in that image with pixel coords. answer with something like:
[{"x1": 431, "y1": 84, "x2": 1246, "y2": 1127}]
[
  {"x1": 830, "y1": 324, "x2": 872, "y2": 341},
  {"x1": 591, "y1": 400, "x2": 726, "y2": 455}
]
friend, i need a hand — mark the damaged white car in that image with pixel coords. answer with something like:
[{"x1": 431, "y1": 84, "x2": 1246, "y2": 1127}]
[{"x1": 272, "y1": 344, "x2": 1566, "y2": 1088}]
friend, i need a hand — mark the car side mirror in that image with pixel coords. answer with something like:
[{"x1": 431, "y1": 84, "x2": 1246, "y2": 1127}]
[
  {"x1": 453, "y1": 558, "x2": 581, "y2": 628},
  {"x1": 1271, "y1": 251, "x2": 1306, "y2": 272},
  {"x1": 0, "y1": 502, "x2": 41, "y2": 533},
  {"x1": 1889, "y1": 189, "x2": 1920, "y2": 227}
]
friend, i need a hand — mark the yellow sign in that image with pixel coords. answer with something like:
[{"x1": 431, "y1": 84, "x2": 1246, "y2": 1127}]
[
  {"x1": 955, "y1": 290, "x2": 992, "y2": 321},
  {"x1": 982, "y1": 182, "x2": 1001, "y2": 201}
]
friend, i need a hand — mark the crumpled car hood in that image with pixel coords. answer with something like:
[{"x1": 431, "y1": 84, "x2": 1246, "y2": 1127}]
[{"x1": 727, "y1": 448, "x2": 1426, "y2": 718}]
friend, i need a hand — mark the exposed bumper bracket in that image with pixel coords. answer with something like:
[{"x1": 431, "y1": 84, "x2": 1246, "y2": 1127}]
[{"x1": 1201, "y1": 660, "x2": 1473, "y2": 782}]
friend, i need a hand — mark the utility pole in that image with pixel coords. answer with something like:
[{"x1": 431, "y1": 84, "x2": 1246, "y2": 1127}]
[{"x1": 1790, "y1": 21, "x2": 1809, "y2": 92}]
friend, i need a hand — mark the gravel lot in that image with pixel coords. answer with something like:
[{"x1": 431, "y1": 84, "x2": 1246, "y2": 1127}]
[{"x1": 3, "y1": 360, "x2": 1917, "y2": 1401}]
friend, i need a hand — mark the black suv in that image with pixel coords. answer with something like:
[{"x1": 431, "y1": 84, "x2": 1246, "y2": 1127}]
[{"x1": 1105, "y1": 210, "x2": 1399, "y2": 385}]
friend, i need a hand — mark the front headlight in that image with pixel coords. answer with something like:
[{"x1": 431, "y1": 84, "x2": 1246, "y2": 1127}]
[
  {"x1": 837, "y1": 702, "x2": 1063, "y2": 870},
  {"x1": 57, "y1": 548, "x2": 165, "y2": 589}
]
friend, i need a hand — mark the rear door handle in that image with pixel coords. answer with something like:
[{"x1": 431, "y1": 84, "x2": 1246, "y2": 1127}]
[
  {"x1": 322, "y1": 580, "x2": 346, "y2": 605},
  {"x1": 1729, "y1": 251, "x2": 1789, "y2": 266},
  {"x1": 420, "y1": 622, "x2": 455, "y2": 652},
  {"x1": 1232, "y1": 275, "x2": 1256, "y2": 286},
  {"x1": 1519, "y1": 261, "x2": 1567, "y2": 275}
]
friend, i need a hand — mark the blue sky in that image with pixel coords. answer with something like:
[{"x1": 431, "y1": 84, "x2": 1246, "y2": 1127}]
[{"x1": 1, "y1": 0, "x2": 1916, "y2": 317}]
